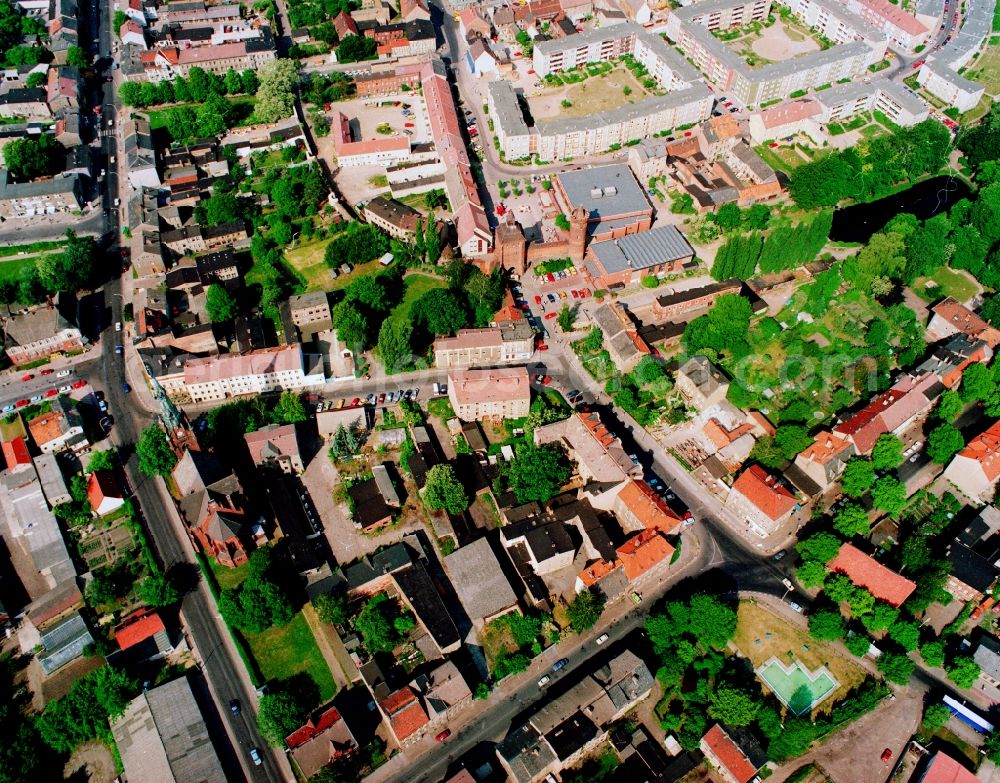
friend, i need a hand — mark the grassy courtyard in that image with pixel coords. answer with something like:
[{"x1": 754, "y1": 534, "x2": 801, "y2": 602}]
[
  {"x1": 731, "y1": 601, "x2": 866, "y2": 713},
  {"x1": 209, "y1": 557, "x2": 251, "y2": 591},
  {"x1": 912, "y1": 265, "x2": 980, "y2": 303},
  {"x1": 283, "y1": 237, "x2": 385, "y2": 292},
  {"x1": 527, "y1": 65, "x2": 657, "y2": 121},
  {"x1": 387, "y1": 273, "x2": 447, "y2": 329},
  {"x1": 244, "y1": 611, "x2": 337, "y2": 701},
  {"x1": 964, "y1": 42, "x2": 1000, "y2": 98}
]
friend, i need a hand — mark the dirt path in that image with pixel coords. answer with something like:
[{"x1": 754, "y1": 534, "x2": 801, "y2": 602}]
[{"x1": 63, "y1": 740, "x2": 117, "y2": 783}]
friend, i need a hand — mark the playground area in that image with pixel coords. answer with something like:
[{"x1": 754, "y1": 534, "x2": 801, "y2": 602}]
[
  {"x1": 757, "y1": 656, "x2": 839, "y2": 715},
  {"x1": 527, "y1": 65, "x2": 657, "y2": 120}
]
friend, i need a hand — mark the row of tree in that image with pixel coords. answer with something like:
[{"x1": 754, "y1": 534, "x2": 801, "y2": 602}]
[{"x1": 119, "y1": 66, "x2": 260, "y2": 108}]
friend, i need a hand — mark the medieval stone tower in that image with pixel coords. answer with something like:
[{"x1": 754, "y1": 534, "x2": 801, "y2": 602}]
[
  {"x1": 568, "y1": 206, "x2": 588, "y2": 263},
  {"x1": 494, "y1": 212, "x2": 527, "y2": 275}
]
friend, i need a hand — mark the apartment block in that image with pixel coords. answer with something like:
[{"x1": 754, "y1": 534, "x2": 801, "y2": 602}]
[
  {"x1": 180, "y1": 344, "x2": 325, "y2": 404},
  {"x1": 447, "y1": 366, "x2": 531, "y2": 421},
  {"x1": 433, "y1": 322, "x2": 535, "y2": 369}
]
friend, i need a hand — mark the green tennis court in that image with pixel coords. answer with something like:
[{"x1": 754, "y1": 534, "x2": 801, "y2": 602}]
[{"x1": 757, "y1": 657, "x2": 839, "y2": 715}]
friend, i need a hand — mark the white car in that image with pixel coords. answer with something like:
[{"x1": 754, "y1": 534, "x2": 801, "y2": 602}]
[
  {"x1": 537, "y1": 675, "x2": 551, "y2": 688},
  {"x1": 596, "y1": 633, "x2": 609, "y2": 645},
  {"x1": 58, "y1": 385, "x2": 72, "y2": 393},
  {"x1": 788, "y1": 601, "x2": 803, "y2": 613},
  {"x1": 115, "y1": 321, "x2": 122, "y2": 332},
  {"x1": 56, "y1": 369, "x2": 71, "y2": 377}
]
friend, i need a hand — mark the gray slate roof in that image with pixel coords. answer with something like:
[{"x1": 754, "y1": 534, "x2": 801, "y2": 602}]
[
  {"x1": 590, "y1": 225, "x2": 694, "y2": 274},
  {"x1": 556, "y1": 164, "x2": 650, "y2": 220},
  {"x1": 444, "y1": 537, "x2": 518, "y2": 622}
]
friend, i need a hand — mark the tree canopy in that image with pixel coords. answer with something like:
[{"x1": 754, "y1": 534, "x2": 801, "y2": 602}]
[
  {"x1": 841, "y1": 458, "x2": 875, "y2": 498},
  {"x1": 254, "y1": 59, "x2": 299, "y2": 122},
  {"x1": 205, "y1": 284, "x2": 239, "y2": 322},
  {"x1": 567, "y1": 589, "x2": 605, "y2": 633},
  {"x1": 136, "y1": 425, "x2": 178, "y2": 477},
  {"x1": 4, "y1": 134, "x2": 63, "y2": 181},
  {"x1": 871, "y1": 434, "x2": 904, "y2": 471},
  {"x1": 708, "y1": 686, "x2": 760, "y2": 726},
  {"x1": 808, "y1": 610, "x2": 845, "y2": 641},
  {"x1": 423, "y1": 464, "x2": 469, "y2": 515},
  {"x1": 503, "y1": 442, "x2": 572, "y2": 504},
  {"x1": 682, "y1": 294, "x2": 752, "y2": 359},
  {"x1": 927, "y1": 423, "x2": 964, "y2": 464}
]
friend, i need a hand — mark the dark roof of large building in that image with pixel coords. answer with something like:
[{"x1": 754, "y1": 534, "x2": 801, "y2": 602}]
[
  {"x1": 341, "y1": 542, "x2": 413, "y2": 589},
  {"x1": 947, "y1": 540, "x2": 997, "y2": 592},
  {"x1": 393, "y1": 561, "x2": 460, "y2": 651},
  {"x1": 543, "y1": 711, "x2": 600, "y2": 761}
]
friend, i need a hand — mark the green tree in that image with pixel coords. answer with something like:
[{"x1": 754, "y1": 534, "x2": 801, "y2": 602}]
[
  {"x1": 808, "y1": 610, "x2": 845, "y2": 641},
  {"x1": 774, "y1": 425, "x2": 812, "y2": 460},
  {"x1": 934, "y1": 389, "x2": 963, "y2": 423},
  {"x1": 113, "y1": 9, "x2": 128, "y2": 31},
  {"x1": 424, "y1": 215, "x2": 441, "y2": 263},
  {"x1": 218, "y1": 573, "x2": 294, "y2": 633},
  {"x1": 871, "y1": 475, "x2": 907, "y2": 516},
  {"x1": 922, "y1": 703, "x2": 951, "y2": 731},
  {"x1": 946, "y1": 656, "x2": 981, "y2": 689},
  {"x1": 833, "y1": 503, "x2": 870, "y2": 538},
  {"x1": 927, "y1": 423, "x2": 964, "y2": 464},
  {"x1": 841, "y1": 458, "x2": 875, "y2": 498},
  {"x1": 328, "y1": 424, "x2": 358, "y2": 460},
  {"x1": 65, "y1": 45, "x2": 89, "y2": 67},
  {"x1": 860, "y1": 601, "x2": 899, "y2": 633},
  {"x1": 332, "y1": 300, "x2": 369, "y2": 349},
  {"x1": 4, "y1": 134, "x2": 64, "y2": 181},
  {"x1": 845, "y1": 633, "x2": 872, "y2": 657},
  {"x1": 557, "y1": 304, "x2": 575, "y2": 332},
  {"x1": 413, "y1": 288, "x2": 467, "y2": 336},
  {"x1": 37, "y1": 666, "x2": 138, "y2": 753},
  {"x1": 354, "y1": 593, "x2": 408, "y2": 653},
  {"x1": 205, "y1": 284, "x2": 239, "y2": 322},
  {"x1": 505, "y1": 442, "x2": 571, "y2": 504},
  {"x1": 748, "y1": 436, "x2": 785, "y2": 470},
  {"x1": 271, "y1": 391, "x2": 307, "y2": 424},
  {"x1": 849, "y1": 586, "x2": 876, "y2": 617},
  {"x1": 257, "y1": 691, "x2": 306, "y2": 746},
  {"x1": 254, "y1": 59, "x2": 299, "y2": 122},
  {"x1": 708, "y1": 686, "x2": 760, "y2": 726},
  {"x1": 423, "y1": 464, "x2": 469, "y2": 515},
  {"x1": 314, "y1": 592, "x2": 349, "y2": 626},
  {"x1": 871, "y1": 434, "x2": 904, "y2": 470},
  {"x1": 961, "y1": 362, "x2": 995, "y2": 403},
  {"x1": 345, "y1": 275, "x2": 391, "y2": 312},
  {"x1": 336, "y1": 33, "x2": 377, "y2": 62},
  {"x1": 796, "y1": 532, "x2": 842, "y2": 564},
  {"x1": 567, "y1": 589, "x2": 605, "y2": 633},
  {"x1": 136, "y1": 573, "x2": 180, "y2": 607},
  {"x1": 87, "y1": 449, "x2": 116, "y2": 474},
  {"x1": 136, "y1": 425, "x2": 177, "y2": 477},
  {"x1": 555, "y1": 213, "x2": 571, "y2": 231},
  {"x1": 796, "y1": 560, "x2": 828, "y2": 589},
  {"x1": 877, "y1": 651, "x2": 915, "y2": 685},
  {"x1": 376, "y1": 319, "x2": 412, "y2": 374},
  {"x1": 824, "y1": 573, "x2": 855, "y2": 603},
  {"x1": 712, "y1": 203, "x2": 742, "y2": 230},
  {"x1": 464, "y1": 268, "x2": 504, "y2": 326},
  {"x1": 682, "y1": 294, "x2": 753, "y2": 357},
  {"x1": 688, "y1": 594, "x2": 738, "y2": 650},
  {"x1": 920, "y1": 639, "x2": 945, "y2": 668},
  {"x1": 888, "y1": 620, "x2": 920, "y2": 652}
]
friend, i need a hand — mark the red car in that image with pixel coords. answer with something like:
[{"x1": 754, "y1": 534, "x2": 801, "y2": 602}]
[
  {"x1": 15, "y1": 399, "x2": 27, "y2": 407},
  {"x1": 541, "y1": 376, "x2": 551, "y2": 385},
  {"x1": 912, "y1": 59, "x2": 925, "y2": 69},
  {"x1": 537, "y1": 343, "x2": 548, "y2": 351},
  {"x1": 404, "y1": 122, "x2": 414, "y2": 128},
  {"x1": 20, "y1": 374, "x2": 32, "y2": 381},
  {"x1": 528, "y1": 69, "x2": 536, "y2": 74},
  {"x1": 544, "y1": 312, "x2": 557, "y2": 319},
  {"x1": 881, "y1": 749, "x2": 893, "y2": 764},
  {"x1": 72, "y1": 380, "x2": 87, "y2": 389},
  {"x1": 40, "y1": 368, "x2": 53, "y2": 375},
  {"x1": 435, "y1": 729, "x2": 451, "y2": 742},
  {"x1": 546, "y1": 273, "x2": 555, "y2": 282},
  {"x1": 534, "y1": 295, "x2": 542, "y2": 305},
  {"x1": 45, "y1": 388, "x2": 58, "y2": 397},
  {"x1": 571, "y1": 290, "x2": 579, "y2": 298},
  {"x1": 351, "y1": 397, "x2": 361, "y2": 406}
]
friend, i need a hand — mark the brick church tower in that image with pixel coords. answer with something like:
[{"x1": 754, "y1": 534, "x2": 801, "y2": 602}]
[
  {"x1": 568, "y1": 206, "x2": 588, "y2": 263},
  {"x1": 494, "y1": 212, "x2": 527, "y2": 275}
]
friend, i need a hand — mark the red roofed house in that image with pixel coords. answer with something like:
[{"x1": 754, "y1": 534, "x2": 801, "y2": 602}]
[
  {"x1": 333, "y1": 11, "x2": 358, "y2": 39},
  {"x1": 87, "y1": 470, "x2": 126, "y2": 516},
  {"x1": 724, "y1": 465, "x2": 798, "y2": 538},
  {"x1": 700, "y1": 724, "x2": 767, "y2": 783},
  {"x1": 617, "y1": 529, "x2": 674, "y2": 581},
  {"x1": 915, "y1": 750, "x2": 980, "y2": 783},
  {"x1": 244, "y1": 423, "x2": 304, "y2": 474},
  {"x1": 114, "y1": 609, "x2": 172, "y2": 658},
  {"x1": 943, "y1": 419, "x2": 1000, "y2": 503},
  {"x1": 828, "y1": 543, "x2": 916, "y2": 607},
  {"x1": 833, "y1": 373, "x2": 939, "y2": 455},
  {"x1": 927, "y1": 297, "x2": 1000, "y2": 348},
  {"x1": 2, "y1": 436, "x2": 31, "y2": 472},
  {"x1": 793, "y1": 430, "x2": 856, "y2": 489},
  {"x1": 286, "y1": 706, "x2": 357, "y2": 779},
  {"x1": 378, "y1": 686, "x2": 430, "y2": 746},
  {"x1": 613, "y1": 479, "x2": 682, "y2": 534},
  {"x1": 119, "y1": 19, "x2": 146, "y2": 48},
  {"x1": 748, "y1": 99, "x2": 823, "y2": 144},
  {"x1": 189, "y1": 493, "x2": 250, "y2": 567}
]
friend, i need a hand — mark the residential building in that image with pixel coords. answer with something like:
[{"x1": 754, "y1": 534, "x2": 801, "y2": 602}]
[
  {"x1": 378, "y1": 686, "x2": 430, "y2": 745},
  {"x1": 244, "y1": 423, "x2": 305, "y2": 474},
  {"x1": 114, "y1": 609, "x2": 173, "y2": 658},
  {"x1": 195, "y1": 248, "x2": 240, "y2": 285},
  {"x1": 794, "y1": 430, "x2": 856, "y2": 489},
  {"x1": 675, "y1": 355, "x2": 730, "y2": 408},
  {"x1": 700, "y1": 724, "x2": 767, "y2": 783},
  {"x1": 433, "y1": 322, "x2": 535, "y2": 369},
  {"x1": 418, "y1": 660, "x2": 472, "y2": 721},
  {"x1": 613, "y1": 479, "x2": 682, "y2": 534},
  {"x1": 943, "y1": 419, "x2": 1000, "y2": 503},
  {"x1": 87, "y1": 470, "x2": 126, "y2": 516},
  {"x1": 502, "y1": 517, "x2": 577, "y2": 575},
  {"x1": 347, "y1": 474, "x2": 399, "y2": 530},
  {"x1": 448, "y1": 366, "x2": 531, "y2": 421},
  {"x1": 616, "y1": 529, "x2": 675, "y2": 581},
  {"x1": 284, "y1": 291, "x2": 332, "y2": 338},
  {"x1": 724, "y1": 464, "x2": 798, "y2": 537},
  {"x1": 944, "y1": 540, "x2": 997, "y2": 603},
  {"x1": 354, "y1": 68, "x2": 421, "y2": 96},
  {"x1": 332, "y1": 111, "x2": 412, "y2": 167},
  {"x1": 27, "y1": 397, "x2": 86, "y2": 454},
  {"x1": 828, "y1": 543, "x2": 917, "y2": 606},
  {"x1": 33, "y1": 452, "x2": 69, "y2": 505},
  {"x1": 535, "y1": 412, "x2": 642, "y2": 483},
  {"x1": 927, "y1": 297, "x2": 1000, "y2": 348},
  {"x1": 0, "y1": 87, "x2": 50, "y2": 118},
  {"x1": 363, "y1": 195, "x2": 423, "y2": 241},
  {"x1": 317, "y1": 404, "x2": 372, "y2": 439},
  {"x1": 974, "y1": 635, "x2": 1000, "y2": 688},
  {"x1": 918, "y1": 333, "x2": 992, "y2": 388},
  {"x1": 286, "y1": 707, "x2": 357, "y2": 779},
  {"x1": 0, "y1": 169, "x2": 82, "y2": 218},
  {"x1": 180, "y1": 344, "x2": 324, "y2": 404},
  {"x1": 834, "y1": 372, "x2": 940, "y2": 454},
  {"x1": 136, "y1": 33, "x2": 276, "y2": 81},
  {"x1": 589, "y1": 302, "x2": 652, "y2": 370},
  {"x1": 4, "y1": 303, "x2": 84, "y2": 365},
  {"x1": 467, "y1": 37, "x2": 501, "y2": 77},
  {"x1": 443, "y1": 537, "x2": 518, "y2": 627},
  {"x1": 36, "y1": 610, "x2": 93, "y2": 674},
  {"x1": 111, "y1": 677, "x2": 226, "y2": 783}
]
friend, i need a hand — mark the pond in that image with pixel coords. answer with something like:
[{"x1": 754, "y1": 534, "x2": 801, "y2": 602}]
[{"x1": 828, "y1": 175, "x2": 972, "y2": 244}]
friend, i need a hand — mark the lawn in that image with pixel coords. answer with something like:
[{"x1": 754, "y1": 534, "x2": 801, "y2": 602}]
[
  {"x1": 283, "y1": 237, "x2": 387, "y2": 293},
  {"x1": 527, "y1": 65, "x2": 656, "y2": 120},
  {"x1": 480, "y1": 618, "x2": 518, "y2": 666},
  {"x1": 243, "y1": 611, "x2": 337, "y2": 701},
  {"x1": 209, "y1": 557, "x2": 250, "y2": 591},
  {"x1": 145, "y1": 96, "x2": 256, "y2": 133},
  {"x1": 754, "y1": 144, "x2": 812, "y2": 173},
  {"x1": 0, "y1": 256, "x2": 38, "y2": 286},
  {"x1": 732, "y1": 601, "x2": 866, "y2": 714},
  {"x1": 965, "y1": 42, "x2": 1000, "y2": 96},
  {"x1": 387, "y1": 273, "x2": 447, "y2": 329},
  {"x1": 912, "y1": 265, "x2": 981, "y2": 303}
]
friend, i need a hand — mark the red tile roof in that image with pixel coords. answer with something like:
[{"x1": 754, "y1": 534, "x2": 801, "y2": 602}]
[
  {"x1": 798, "y1": 431, "x2": 852, "y2": 466},
  {"x1": 285, "y1": 706, "x2": 344, "y2": 749},
  {"x1": 115, "y1": 610, "x2": 166, "y2": 650},
  {"x1": 920, "y1": 751, "x2": 980, "y2": 783},
  {"x1": 702, "y1": 724, "x2": 758, "y2": 783},
  {"x1": 577, "y1": 558, "x2": 619, "y2": 588},
  {"x1": 2, "y1": 436, "x2": 30, "y2": 470},
  {"x1": 932, "y1": 298, "x2": 1000, "y2": 348},
  {"x1": 953, "y1": 419, "x2": 1000, "y2": 482},
  {"x1": 828, "y1": 543, "x2": 916, "y2": 607},
  {"x1": 616, "y1": 480, "x2": 682, "y2": 533},
  {"x1": 87, "y1": 470, "x2": 123, "y2": 514},
  {"x1": 760, "y1": 99, "x2": 822, "y2": 129},
  {"x1": 380, "y1": 687, "x2": 429, "y2": 741},
  {"x1": 731, "y1": 465, "x2": 797, "y2": 522},
  {"x1": 834, "y1": 374, "x2": 937, "y2": 453},
  {"x1": 617, "y1": 530, "x2": 674, "y2": 581}
]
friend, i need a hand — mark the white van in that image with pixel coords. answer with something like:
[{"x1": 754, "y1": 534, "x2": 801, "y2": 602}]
[{"x1": 432, "y1": 382, "x2": 440, "y2": 395}]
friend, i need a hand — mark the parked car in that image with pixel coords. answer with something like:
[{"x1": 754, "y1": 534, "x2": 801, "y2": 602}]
[
  {"x1": 544, "y1": 312, "x2": 557, "y2": 320},
  {"x1": 596, "y1": 633, "x2": 609, "y2": 645},
  {"x1": 122, "y1": 383, "x2": 131, "y2": 394},
  {"x1": 45, "y1": 388, "x2": 58, "y2": 397},
  {"x1": 115, "y1": 344, "x2": 123, "y2": 354},
  {"x1": 230, "y1": 699, "x2": 241, "y2": 715},
  {"x1": 1, "y1": 404, "x2": 15, "y2": 413},
  {"x1": 773, "y1": 550, "x2": 786, "y2": 561},
  {"x1": 534, "y1": 295, "x2": 542, "y2": 304},
  {"x1": 72, "y1": 380, "x2": 87, "y2": 389},
  {"x1": 250, "y1": 747, "x2": 263, "y2": 766},
  {"x1": 881, "y1": 748, "x2": 893, "y2": 763},
  {"x1": 29, "y1": 395, "x2": 41, "y2": 403},
  {"x1": 58, "y1": 385, "x2": 72, "y2": 394},
  {"x1": 435, "y1": 729, "x2": 451, "y2": 742},
  {"x1": 537, "y1": 675, "x2": 551, "y2": 687},
  {"x1": 56, "y1": 369, "x2": 71, "y2": 377},
  {"x1": 552, "y1": 658, "x2": 569, "y2": 672},
  {"x1": 788, "y1": 601, "x2": 803, "y2": 613},
  {"x1": 15, "y1": 399, "x2": 28, "y2": 407},
  {"x1": 115, "y1": 321, "x2": 122, "y2": 332},
  {"x1": 40, "y1": 368, "x2": 53, "y2": 375},
  {"x1": 20, "y1": 374, "x2": 32, "y2": 381}
]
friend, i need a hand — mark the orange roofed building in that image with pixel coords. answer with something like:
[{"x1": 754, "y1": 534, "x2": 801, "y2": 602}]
[
  {"x1": 833, "y1": 373, "x2": 939, "y2": 455},
  {"x1": 794, "y1": 430, "x2": 856, "y2": 489},
  {"x1": 286, "y1": 706, "x2": 357, "y2": 779},
  {"x1": 613, "y1": 479, "x2": 682, "y2": 534},
  {"x1": 378, "y1": 686, "x2": 430, "y2": 746},
  {"x1": 114, "y1": 609, "x2": 172, "y2": 658},
  {"x1": 617, "y1": 530, "x2": 674, "y2": 581},
  {"x1": 828, "y1": 543, "x2": 916, "y2": 607},
  {"x1": 943, "y1": 419, "x2": 1000, "y2": 503},
  {"x1": 700, "y1": 724, "x2": 767, "y2": 783},
  {"x1": 724, "y1": 465, "x2": 798, "y2": 538},
  {"x1": 927, "y1": 297, "x2": 1000, "y2": 348}
]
